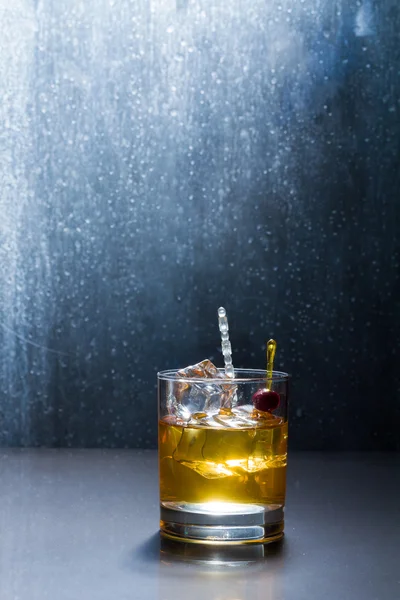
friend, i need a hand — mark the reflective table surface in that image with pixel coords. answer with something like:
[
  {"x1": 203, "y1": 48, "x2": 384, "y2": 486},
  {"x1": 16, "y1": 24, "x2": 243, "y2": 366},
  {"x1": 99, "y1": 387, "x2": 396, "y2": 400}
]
[{"x1": 0, "y1": 450, "x2": 399, "y2": 600}]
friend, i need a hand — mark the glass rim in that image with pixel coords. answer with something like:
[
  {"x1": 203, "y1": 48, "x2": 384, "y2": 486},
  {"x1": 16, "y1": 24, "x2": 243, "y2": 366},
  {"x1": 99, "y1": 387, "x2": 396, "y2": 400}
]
[{"x1": 157, "y1": 368, "x2": 290, "y2": 384}]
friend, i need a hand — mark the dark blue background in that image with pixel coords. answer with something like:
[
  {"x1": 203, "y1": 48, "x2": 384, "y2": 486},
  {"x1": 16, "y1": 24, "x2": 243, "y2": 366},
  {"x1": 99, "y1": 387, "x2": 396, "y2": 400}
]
[{"x1": 0, "y1": 0, "x2": 398, "y2": 449}]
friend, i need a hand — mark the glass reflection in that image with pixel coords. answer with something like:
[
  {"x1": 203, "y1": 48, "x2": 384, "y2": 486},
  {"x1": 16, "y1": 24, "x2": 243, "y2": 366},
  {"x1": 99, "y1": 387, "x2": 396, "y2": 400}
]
[
  {"x1": 158, "y1": 537, "x2": 285, "y2": 600},
  {"x1": 160, "y1": 537, "x2": 268, "y2": 568}
]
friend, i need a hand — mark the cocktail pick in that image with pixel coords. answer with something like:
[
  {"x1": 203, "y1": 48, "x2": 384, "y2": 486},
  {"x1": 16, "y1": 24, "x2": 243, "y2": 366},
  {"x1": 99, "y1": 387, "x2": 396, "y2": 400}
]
[
  {"x1": 266, "y1": 339, "x2": 277, "y2": 390},
  {"x1": 252, "y1": 339, "x2": 280, "y2": 412}
]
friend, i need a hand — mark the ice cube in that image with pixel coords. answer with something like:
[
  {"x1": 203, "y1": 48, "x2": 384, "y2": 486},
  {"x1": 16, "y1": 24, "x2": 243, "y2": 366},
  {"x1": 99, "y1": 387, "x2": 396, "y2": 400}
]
[
  {"x1": 173, "y1": 422, "x2": 255, "y2": 478},
  {"x1": 171, "y1": 359, "x2": 236, "y2": 418},
  {"x1": 173, "y1": 407, "x2": 284, "y2": 477},
  {"x1": 188, "y1": 407, "x2": 258, "y2": 429},
  {"x1": 189, "y1": 412, "x2": 224, "y2": 428},
  {"x1": 212, "y1": 406, "x2": 255, "y2": 428},
  {"x1": 173, "y1": 426, "x2": 238, "y2": 478},
  {"x1": 166, "y1": 387, "x2": 192, "y2": 423},
  {"x1": 177, "y1": 359, "x2": 220, "y2": 381}
]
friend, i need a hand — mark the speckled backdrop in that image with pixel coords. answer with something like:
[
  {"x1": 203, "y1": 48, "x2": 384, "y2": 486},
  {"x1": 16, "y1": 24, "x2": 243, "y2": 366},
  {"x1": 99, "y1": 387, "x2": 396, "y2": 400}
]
[{"x1": 0, "y1": 0, "x2": 399, "y2": 449}]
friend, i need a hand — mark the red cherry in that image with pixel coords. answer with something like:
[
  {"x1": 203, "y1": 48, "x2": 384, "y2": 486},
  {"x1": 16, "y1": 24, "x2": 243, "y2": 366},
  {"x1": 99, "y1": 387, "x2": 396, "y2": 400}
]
[{"x1": 252, "y1": 388, "x2": 280, "y2": 412}]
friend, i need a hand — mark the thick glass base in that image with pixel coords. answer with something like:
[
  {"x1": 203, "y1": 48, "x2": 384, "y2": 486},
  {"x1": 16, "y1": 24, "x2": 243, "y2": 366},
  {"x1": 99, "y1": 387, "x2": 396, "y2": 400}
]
[{"x1": 160, "y1": 501, "x2": 284, "y2": 545}]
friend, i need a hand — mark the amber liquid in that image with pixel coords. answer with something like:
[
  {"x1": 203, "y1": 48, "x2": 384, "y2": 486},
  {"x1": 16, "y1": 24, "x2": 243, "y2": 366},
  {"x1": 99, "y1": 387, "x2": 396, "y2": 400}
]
[{"x1": 159, "y1": 415, "x2": 287, "y2": 506}]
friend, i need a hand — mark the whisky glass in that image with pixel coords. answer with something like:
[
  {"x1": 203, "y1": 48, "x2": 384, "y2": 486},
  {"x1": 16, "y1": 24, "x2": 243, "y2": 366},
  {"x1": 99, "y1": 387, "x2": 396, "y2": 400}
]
[{"x1": 158, "y1": 368, "x2": 289, "y2": 544}]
